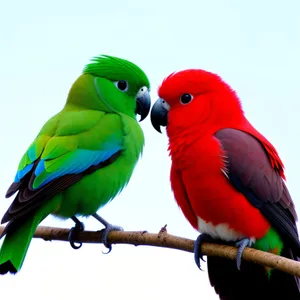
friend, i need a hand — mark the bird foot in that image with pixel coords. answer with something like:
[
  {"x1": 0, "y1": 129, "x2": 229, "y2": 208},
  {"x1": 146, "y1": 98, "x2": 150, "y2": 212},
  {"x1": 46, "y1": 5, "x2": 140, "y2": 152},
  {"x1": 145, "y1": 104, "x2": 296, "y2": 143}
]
[
  {"x1": 92, "y1": 213, "x2": 123, "y2": 254},
  {"x1": 101, "y1": 223, "x2": 124, "y2": 254},
  {"x1": 68, "y1": 217, "x2": 85, "y2": 250},
  {"x1": 235, "y1": 238, "x2": 252, "y2": 270},
  {"x1": 194, "y1": 233, "x2": 215, "y2": 270}
]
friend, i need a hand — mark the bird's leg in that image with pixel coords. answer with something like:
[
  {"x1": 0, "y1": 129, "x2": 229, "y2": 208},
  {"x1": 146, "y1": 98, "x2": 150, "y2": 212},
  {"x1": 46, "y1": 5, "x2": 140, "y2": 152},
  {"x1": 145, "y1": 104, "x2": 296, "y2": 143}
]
[
  {"x1": 68, "y1": 216, "x2": 85, "y2": 250},
  {"x1": 235, "y1": 238, "x2": 252, "y2": 270},
  {"x1": 92, "y1": 213, "x2": 123, "y2": 254},
  {"x1": 194, "y1": 233, "x2": 215, "y2": 270}
]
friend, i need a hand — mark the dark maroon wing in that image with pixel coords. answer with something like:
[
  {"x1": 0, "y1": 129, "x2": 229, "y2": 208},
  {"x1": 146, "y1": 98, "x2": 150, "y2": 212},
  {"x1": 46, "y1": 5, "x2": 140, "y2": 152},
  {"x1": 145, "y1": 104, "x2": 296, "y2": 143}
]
[
  {"x1": 214, "y1": 128, "x2": 300, "y2": 253},
  {"x1": 209, "y1": 128, "x2": 300, "y2": 299}
]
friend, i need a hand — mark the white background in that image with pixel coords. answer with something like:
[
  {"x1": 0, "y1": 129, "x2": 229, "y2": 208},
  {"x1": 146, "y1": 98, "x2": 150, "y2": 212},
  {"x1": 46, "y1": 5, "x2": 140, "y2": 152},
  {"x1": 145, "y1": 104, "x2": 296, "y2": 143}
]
[{"x1": 0, "y1": 1, "x2": 300, "y2": 299}]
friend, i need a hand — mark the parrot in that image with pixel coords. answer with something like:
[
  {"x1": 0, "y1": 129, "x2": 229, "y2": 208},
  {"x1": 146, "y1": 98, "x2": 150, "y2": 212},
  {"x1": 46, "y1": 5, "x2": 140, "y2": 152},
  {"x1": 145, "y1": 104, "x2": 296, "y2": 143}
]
[
  {"x1": 150, "y1": 69, "x2": 300, "y2": 299},
  {"x1": 0, "y1": 54, "x2": 151, "y2": 275}
]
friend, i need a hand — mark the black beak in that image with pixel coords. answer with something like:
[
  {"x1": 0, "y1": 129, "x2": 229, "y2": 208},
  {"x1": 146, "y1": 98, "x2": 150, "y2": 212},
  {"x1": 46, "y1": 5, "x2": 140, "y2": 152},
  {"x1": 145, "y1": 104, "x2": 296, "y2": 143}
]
[
  {"x1": 135, "y1": 87, "x2": 151, "y2": 122},
  {"x1": 150, "y1": 98, "x2": 168, "y2": 133}
]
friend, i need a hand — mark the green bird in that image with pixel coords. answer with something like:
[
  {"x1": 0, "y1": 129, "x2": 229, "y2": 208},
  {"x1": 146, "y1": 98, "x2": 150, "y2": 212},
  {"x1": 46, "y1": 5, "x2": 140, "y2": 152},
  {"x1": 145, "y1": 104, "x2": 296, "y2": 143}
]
[{"x1": 0, "y1": 54, "x2": 151, "y2": 275}]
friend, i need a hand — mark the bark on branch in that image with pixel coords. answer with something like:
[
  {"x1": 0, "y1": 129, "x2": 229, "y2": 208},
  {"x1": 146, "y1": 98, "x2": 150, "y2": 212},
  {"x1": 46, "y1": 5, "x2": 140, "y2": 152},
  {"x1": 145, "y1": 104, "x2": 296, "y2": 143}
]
[{"x1": 0, "y1": 225, "x2": 299, "y2": 277}]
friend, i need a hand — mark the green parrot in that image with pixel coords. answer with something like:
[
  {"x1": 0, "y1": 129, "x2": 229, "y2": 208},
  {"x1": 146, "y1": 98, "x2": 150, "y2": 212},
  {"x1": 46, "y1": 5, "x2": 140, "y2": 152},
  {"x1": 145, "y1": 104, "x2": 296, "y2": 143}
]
[{"x1": 0, "y1": 54, "x2": 151, "y2": 275}]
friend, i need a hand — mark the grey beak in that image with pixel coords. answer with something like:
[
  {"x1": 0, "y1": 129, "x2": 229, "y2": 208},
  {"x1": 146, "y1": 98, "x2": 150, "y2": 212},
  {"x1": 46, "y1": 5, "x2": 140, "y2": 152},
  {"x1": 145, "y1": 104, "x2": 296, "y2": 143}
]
[
  {"x1": 150, "y1": 98, "x2": 168, "y2": 133},
  {"x1": 135, "y1": 87, "x2": 151, "y2": 122}
]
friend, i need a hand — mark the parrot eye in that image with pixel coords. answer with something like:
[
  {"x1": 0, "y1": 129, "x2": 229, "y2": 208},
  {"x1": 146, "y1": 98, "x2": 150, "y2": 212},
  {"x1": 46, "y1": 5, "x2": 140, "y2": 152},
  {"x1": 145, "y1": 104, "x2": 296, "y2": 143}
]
[
  {"x1": 114, "y1": 80, "x2": 128, "y2": 92},
  {"x1": 180, "y1": 93, "x2": 193, "y2": 104}
]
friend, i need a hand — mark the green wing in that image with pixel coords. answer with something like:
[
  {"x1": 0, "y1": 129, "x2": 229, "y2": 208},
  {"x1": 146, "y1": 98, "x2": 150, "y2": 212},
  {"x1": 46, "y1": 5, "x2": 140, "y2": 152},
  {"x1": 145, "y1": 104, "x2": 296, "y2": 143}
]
[{"x1": 3, "y1": 109, "x2": 124, "y2": 224}]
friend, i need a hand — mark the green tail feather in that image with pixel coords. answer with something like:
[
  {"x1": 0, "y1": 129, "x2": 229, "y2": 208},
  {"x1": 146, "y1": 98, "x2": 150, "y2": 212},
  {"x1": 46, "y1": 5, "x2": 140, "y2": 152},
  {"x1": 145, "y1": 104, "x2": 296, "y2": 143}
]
[
  {"x1": 0, "y1": 215, "x2": 42, "y2": 274},
  {"x1": 0, "y1": 202, "x2": 56, "y2": 275}
]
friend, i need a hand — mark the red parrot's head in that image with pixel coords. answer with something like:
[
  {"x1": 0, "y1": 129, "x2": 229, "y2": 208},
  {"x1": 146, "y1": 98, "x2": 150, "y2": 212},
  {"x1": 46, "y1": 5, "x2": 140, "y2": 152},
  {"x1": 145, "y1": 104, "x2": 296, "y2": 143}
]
[{"x1": 151, "y1": 69, "x2": 244, "y2": 137}]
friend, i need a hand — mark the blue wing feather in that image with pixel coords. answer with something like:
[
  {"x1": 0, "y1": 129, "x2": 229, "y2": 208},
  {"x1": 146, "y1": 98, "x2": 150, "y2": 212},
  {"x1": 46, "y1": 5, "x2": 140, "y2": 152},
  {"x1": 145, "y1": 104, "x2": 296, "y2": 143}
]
[
  {"x1": 34, "y1": 147, "x2": 121, "y2": 188},
  {"x1": 14, "y1": 163, "x2": 34, "y2": 183}
]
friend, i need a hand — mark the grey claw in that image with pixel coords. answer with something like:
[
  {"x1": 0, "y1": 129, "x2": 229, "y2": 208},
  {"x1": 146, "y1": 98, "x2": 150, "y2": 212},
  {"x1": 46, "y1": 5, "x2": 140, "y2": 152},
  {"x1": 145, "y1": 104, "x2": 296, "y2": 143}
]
[
  {"x1": 92, "y1": 214, "x2": 123, "y2": 253},
  {"x1": 68, "y1": 219, "x2": 85, "y2": 250},
  {"x1": 194, "y1": 233, "x2": 215, "y2": 271},
  {"x1": 101, "y1": 225, "x2": 123, "y2": 252},
  {"x1": 235, "y1": 238, "x2": 252, "y2": 270},
  {"x1": 102, "y1": 245, "x2": 112, "y2": 255}
]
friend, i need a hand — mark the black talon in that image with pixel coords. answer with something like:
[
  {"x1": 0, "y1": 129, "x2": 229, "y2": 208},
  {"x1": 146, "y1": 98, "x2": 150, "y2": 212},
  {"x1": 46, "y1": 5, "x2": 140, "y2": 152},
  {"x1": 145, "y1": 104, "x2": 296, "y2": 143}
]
[
  {"x1": 68, "y1": 216, "x2": 85, "y2": 250},
  {"x1": 194, "y1": 233, "x2": 215, "y2": 270}
]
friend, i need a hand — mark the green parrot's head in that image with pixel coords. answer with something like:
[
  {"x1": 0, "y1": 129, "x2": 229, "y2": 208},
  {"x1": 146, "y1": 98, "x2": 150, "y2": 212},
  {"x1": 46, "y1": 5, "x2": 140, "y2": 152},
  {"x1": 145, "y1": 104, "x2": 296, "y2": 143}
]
[{"x1": 68, "y1": 55, "x2": 151, "y2": 121}]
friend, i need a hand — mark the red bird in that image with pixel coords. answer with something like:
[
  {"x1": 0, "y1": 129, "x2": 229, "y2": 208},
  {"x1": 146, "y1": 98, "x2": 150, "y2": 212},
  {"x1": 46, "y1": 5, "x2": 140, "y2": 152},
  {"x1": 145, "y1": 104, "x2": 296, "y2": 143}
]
[{"x1": 150, "y1": 69, "x2": 300, "y2": 299}]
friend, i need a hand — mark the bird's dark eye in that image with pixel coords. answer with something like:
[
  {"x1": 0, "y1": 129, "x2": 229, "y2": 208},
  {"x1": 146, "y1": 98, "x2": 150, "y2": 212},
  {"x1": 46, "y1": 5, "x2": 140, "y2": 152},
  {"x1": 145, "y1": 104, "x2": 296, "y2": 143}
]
[
  {"x1": 115, "y1": 80, "x2": 128, "y2": 92},
  {"x1": 180, "y1": 93, "x2": 193, "y2": 104}
]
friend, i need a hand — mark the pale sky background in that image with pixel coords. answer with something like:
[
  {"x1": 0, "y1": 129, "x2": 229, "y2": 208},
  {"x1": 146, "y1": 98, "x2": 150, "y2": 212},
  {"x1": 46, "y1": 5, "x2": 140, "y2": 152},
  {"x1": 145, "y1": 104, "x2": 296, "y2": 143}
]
[{"x1": 0, "y1": 1, "x2": 300, "y2": 299}]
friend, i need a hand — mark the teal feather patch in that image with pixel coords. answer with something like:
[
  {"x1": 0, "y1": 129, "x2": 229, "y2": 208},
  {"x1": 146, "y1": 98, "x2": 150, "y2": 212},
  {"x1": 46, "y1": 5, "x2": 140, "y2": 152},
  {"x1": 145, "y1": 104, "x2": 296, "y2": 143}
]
[{"x1": 27, "y1": 146, "x2": 37, "y2": 162}]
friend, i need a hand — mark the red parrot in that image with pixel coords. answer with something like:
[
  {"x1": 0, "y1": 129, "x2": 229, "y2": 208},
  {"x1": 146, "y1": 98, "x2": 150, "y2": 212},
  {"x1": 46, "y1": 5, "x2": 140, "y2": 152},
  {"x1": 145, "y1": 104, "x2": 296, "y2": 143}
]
[{"x1": 150, "y1": 69, "x2": 300, "y2": 299}]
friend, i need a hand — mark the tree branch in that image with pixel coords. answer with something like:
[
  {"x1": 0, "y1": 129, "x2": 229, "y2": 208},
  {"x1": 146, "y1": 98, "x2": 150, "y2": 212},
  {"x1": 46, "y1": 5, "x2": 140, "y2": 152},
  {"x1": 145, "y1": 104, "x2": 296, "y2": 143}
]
[{"x1": 0, "y1": 225, "x2": 299, "y2": 277}]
